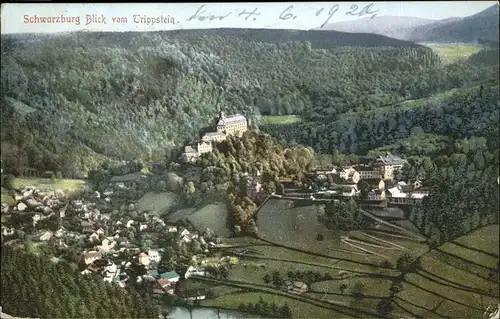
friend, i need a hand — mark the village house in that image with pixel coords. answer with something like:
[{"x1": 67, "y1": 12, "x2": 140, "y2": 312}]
[
  {"x1": 80, "y1": 263, "x2": 101, "y2": 275},
  {"x1": 167, "y1": 226, "x2": 178, "y2": 233},
  {"x1": 81, "y1": 220, "x2": 96, "y2": 233},
  {"x1": 367, "y1": 189, "x2": 386, "y2": 201},
  {"x1": 32, "y1": 213, "x2": 43, "y2": 226},
  {"x1": 312, "y1": 167, "x2": 337, "y2": 176},
  {"x1": 179, "y1": 228, "x2": 190, "y2": 238},
  {"x1": 97, "y1": 238, "x2": 116, "y2": 253},
  {"x1": 375, "y1": 152, "x2": 408, "y2": 180},
  {"x1": 341, "y1": 186, "x2": 359, "y2": 197},
  {"x1": 338, "y1": 167, "x2": 361, "y2": 183},
  {"x1": 159, "y1": 271, "x2": 180, "y2": 282},
  {"x1": 283, "y1": 280, "x2": 308, "y2": 294},
  {"x1": 152, "y1": 279, "x2": 175, "y2": 295},
  {"x1": 352, "y1": 165, "x2": 381, "y2": 180},
  {"x1": 2, "y1": 226, "x2": 15, "y2": 236},
  {"x1": 365, "y1": 178, "x2": 386, "y2": 191},
  {"x1": 147, "y1": 250, "x2": 161, "y2": 263},
  {"x1": 139, "y1": 223, "x2": 148, "y2": 231},
  {"x1": 180, "y1": 232, "x2": 199, "y2": 244},
  {"x1": 137, "y1": 252, "x2": 150, "y2": 267},
  {"x1": 89, "y1": 232, "x2": 100, "y2": 243},
  {"x1": 152, "y1": 216, "x2": 166, "y2": 227},
  {"x1": 185, "y1": 266, "x2": 207, "y2": 279},
  {"x1": 386, "y1": 179, "x2": 429, "y2": 204},
  {"x1": 39, "y1": 230, "x2": 53, "y2": 242},
  {"x1": 54, "y1": 226, "x2": 66, "y2": 238},
  {"x1": 80, "y1": 251, "x2": 103, "y2": 265},
  {"x1": 244, "y1": 176, "x2": 265, "y2": 200}
]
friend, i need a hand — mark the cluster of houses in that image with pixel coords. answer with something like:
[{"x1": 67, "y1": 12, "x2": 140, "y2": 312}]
[
  {"x1": 310, "y1": 152, "x2": 429, "y2": 205},
  {"x1": 181, "y1": 112, "x2": 249, "y2": 162}
]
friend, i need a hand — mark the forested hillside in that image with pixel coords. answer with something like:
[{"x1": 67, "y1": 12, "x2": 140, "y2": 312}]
[
  {"x1": 406, "y1": 4, "x2": 499, "y2": 43},
  {"x1": 1, "y1": 29, "x2": 498, "y2": 176},
  {"x1": 0, "y1": 244, "x2": 158, "y2": 319},
  {"x1": 262, "y1": 80, "x2": 499, "y2": 154}
]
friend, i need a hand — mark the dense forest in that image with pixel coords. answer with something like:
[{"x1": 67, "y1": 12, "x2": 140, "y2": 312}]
[
  {"x1": 263, "y1": 80, "x2": 499, "y2": 154},
  {"x1": 2, "y1": 29, "x2": 497, "y2": 176},
  {"x1": 0, "y1": 244, "x2": 159, "y2": 319}
]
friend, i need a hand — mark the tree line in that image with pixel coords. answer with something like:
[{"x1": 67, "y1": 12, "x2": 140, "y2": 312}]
[{"x1": 0, "y1": 244, "x2": 159, "y2": 319}]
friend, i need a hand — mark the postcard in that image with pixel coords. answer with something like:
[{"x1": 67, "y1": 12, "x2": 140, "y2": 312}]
[{"x1": 1, "y1": 2, "x2": 499, "y2": 319}]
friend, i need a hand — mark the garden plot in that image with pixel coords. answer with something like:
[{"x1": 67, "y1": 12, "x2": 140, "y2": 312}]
[
  {"x1": 136, "y1": 191, "x2": 179, "y2": 213},
  {"x1": 166, "y1": 202, "x2": 230, "y2": 236}
]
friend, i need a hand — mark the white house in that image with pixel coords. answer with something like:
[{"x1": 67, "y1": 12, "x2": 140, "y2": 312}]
[
  {"x1": 179, "y1": 229, "x2": 190, "y2": 237},
  {"x1": 167, "y1": 226, "x2": 178, "y2": 233},
  {"x1": 126, "y1": 220, "x2": 135, "y2": 228},
  {"x1": 185, "y1": 266, "x2": 207, "y2": 279},
  {"x1": 148, "y1": 250, "x2": 161, "y2": 263},
  {"x1": 39, "y1": 231, "x2": 53, "y2": 242},
  {"x1": 55, "y1": 227, "x2": 66, "y2": 238},
  {"x1": 103, "y1": 189, "x2": 114, "y2": 196},
  {"x1": 180, "y1": 233, "x2": 198, "y2": 244},
  {"x1": 98, "y1": 238, "x2": 116, "y2": 253},
  {"x1": 81, "y1": 251, "x2": 102, "y2": 265},
  {"x1": 89, "y1": 232, "x2": 100, "y2": 243},
  {"x1": 139, "y1": 223, "x2": 148, "y2": 231}
]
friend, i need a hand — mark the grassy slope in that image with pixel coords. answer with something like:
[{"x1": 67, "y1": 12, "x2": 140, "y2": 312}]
[
  {"x1": 395, "y1": 225, "x2": 500, "y2": 319},
  {"x1": 136, "y1": 191, "x2": 179, "y2": 213},
  {"x1": 423, "y1": 43, "x2": 482, "y2": 64},
  {"x1": 258, "y1": 115, "x2": 303, "y2": 125}
]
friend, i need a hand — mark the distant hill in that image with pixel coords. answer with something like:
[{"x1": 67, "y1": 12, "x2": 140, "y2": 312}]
[
  {"x1": 121, "y1": 28, "x2": 423, "y2": 49},
  {"x1": 316, "y1": 4, "x2": 499, "y2": 44},
  {"x1": 313, "y1": 16, "x2": 437, "y2": 40},
  {"x1": 407, "y1": 4, "x2": 499, "y2": 43}
]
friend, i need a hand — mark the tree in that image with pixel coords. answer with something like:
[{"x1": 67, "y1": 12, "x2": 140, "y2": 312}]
[
  {"x1": 396, "y1": 253, "x2": 414, "y2": 273},
  {"x1": 183, "y1": 181, "x2": 196, "y2": 199},
  {"x1": 389, "y1": 281, "x2": 403, "y2": 297},
  {"x1": 352, "y1": 281, "x2": 365, "y2": 299},
  {"x1": 357, "y1": 179, "x2": 370, "y2": 199},
  {"x1": 280, "y1": 303, "x2": 293, "y2": 318},
  {"x1": 219, "y1": 266, "x2": 229, "y2": 280},
  {"x1": 271, "y1": 271, "x2": 283, "y2": 288},
  {"x1": 380, "y1": 260, "x2": 393, "y2": 269},
  {"x1": 377, "y1": 299, "x2": 394, "y2": 318},
  {"x1": 1, "y1": 173, "x2": 15, "y2": 190},
  {"x1": 263, "y1": 273, "x2": 271, "y2": 284}
]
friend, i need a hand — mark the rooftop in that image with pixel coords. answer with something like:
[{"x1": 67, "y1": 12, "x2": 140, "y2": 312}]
[
  {"x1": 353, "y1": 165, "x2": 376, "y2": 172},
  {"x1": 159, "y1": 271, "x2": 180, "y2": 279},
  {"x1": 377, "y1": 152, "x2": 407, "y2": 165},
  {"x1": 217, "y1": 114, "x2": 247, "y2": 126},
  {"x1": 364, "y1": 178, "x2": 383, "y2": 186},
  {"x1": 204, "y1": 132, "x2": 226, "y2": 137},
  {"x1": 184, "y1": 145, "x2": 198, "y2": 153}
]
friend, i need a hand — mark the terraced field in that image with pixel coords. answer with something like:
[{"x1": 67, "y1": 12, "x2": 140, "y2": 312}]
[
  {"x1": 394, "y1": 225, "x2": 500, "y2": 319},
  {"x1": 176, "y1": 198, "x2": 498, "y2": 319}
]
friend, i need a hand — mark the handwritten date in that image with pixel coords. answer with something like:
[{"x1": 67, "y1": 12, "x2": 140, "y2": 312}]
[
  {"x1": 280, "y1": 3, "x2": 378, "y2": 28},
  {"x1": 186, "y1": 3, "x2": 378, "y2": 26}
]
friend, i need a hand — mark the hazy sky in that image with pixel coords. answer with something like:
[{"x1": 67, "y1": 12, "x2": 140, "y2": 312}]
[{"x1": 1, "y1": 1, "x2": 497, "y2": 34}]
